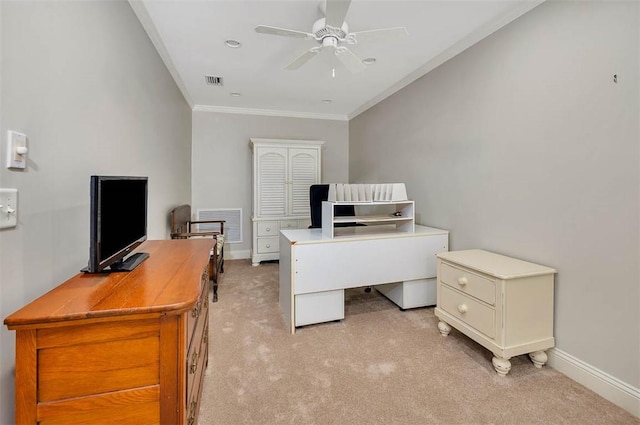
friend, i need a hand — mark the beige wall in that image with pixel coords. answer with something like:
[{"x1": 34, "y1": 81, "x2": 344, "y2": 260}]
[
  {"x1": 350, "y1": 0, "x2": 639, "y2": 390},
  {"x1": 191, "y1": 111, "x2": 349, "y2": 258},
  {"x1": 0, "y1": 2, "x2": 192, "y2": 422}
]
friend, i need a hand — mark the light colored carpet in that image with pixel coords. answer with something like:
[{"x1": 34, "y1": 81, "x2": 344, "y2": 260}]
[{"x1": 199, "y1": 259, "x2": 639, "y2": 425}]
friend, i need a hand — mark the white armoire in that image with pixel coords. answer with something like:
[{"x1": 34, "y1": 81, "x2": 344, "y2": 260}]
[{"x1": 250, "y1": 138, "x2": 323, "y2": 266}]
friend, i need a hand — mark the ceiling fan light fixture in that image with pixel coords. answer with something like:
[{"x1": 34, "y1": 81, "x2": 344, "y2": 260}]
[
  {"x1": 224, "y1": 39, "x2": 241, "y2": 48},
  {"x1": 255, "y1": 1, "x2": 407, "y2": 74}
]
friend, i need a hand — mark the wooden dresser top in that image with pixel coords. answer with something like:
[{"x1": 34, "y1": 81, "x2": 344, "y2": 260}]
[{"x1": 4, "y1": 239, "x2": 213, "y2": 329}]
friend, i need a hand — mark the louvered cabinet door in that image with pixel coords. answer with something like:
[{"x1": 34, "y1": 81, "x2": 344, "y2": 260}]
[
  {"x1": 256, "y1": 148, "x2": 287, "y2": 217},
  {"x1": 288, "y1": 148, "x2": 320, "y2": 216}
]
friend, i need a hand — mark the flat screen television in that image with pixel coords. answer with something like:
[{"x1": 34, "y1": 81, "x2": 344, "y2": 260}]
[{"x1": 83, "y1": 175, "x2": 149, "y2": 273}]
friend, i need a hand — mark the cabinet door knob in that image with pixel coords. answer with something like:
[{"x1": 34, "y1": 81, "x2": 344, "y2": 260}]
[
  {"x1": 457, "y1": 277, "x2": 468, "y2": 286},
  {"x1": 457, "y1": 304, "x2": 468, "y2": 314}
]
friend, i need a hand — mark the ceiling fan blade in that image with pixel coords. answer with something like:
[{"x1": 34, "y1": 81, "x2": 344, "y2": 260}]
[
  {"x1": 346, "y1": 27, "x2": 409, "y2": 44},
  {"x1": 255, "y1": 25, "x2": 314, "y2": 39},
  {"x1": 324, "y1": 0, "x2": 351, "y2": 28},
  {"x1": 334, "y1": 47, "x2": 366, "y2": 74},
  {"x1": 285, "y1": 48, "x2": 320, "y2": 70}
]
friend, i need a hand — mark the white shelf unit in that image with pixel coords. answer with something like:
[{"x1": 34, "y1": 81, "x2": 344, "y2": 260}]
[{"x1": 321, "y1": 200, "x2": 415, "y2": 238}]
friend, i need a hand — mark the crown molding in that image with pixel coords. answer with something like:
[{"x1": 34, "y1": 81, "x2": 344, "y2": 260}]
[
  {"x1": 192, "y1": 105, "x2": 348, "y2": 121},
  {"x1": 128, "y1": 0, "x2": 194, "y2": 108}
]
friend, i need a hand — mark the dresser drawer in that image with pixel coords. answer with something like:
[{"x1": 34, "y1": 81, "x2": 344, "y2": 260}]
[
  {"x1": 184, "y1": 325, "x2": 209, "y2": 424},
  {"x1": 257, "y1": 236, "x2": 279, "y2": 253},
  {"x1": 185, "y1": 316, "x2": 208, "y2": 425},
  {"x1": 439, "y1": 284, "x2": 495, "y2": 339},
  {"x1": 257, "y1": 221, "x2": 279, "y2": 237},
  {"x1": 440, "y1": 262, "x2": 495, "y2": 305},
  {"x1": 37, "y1": 320, "x2": 160, "y2": 402},
  {"x1": 186, "y1": 272, "x2": 208, "y2": 347},
  {"x1": 186, "y1": 307, "x2": 207, "y2": 404}
]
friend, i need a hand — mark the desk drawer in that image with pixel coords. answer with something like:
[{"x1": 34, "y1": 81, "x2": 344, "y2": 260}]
[
  {"x1": 257, "y1": 236, "x2": 279, "y2": 253},
  {"x1": 295, "y1": 290, "x2": 344, "y2": 326},
  {"x1": 439, "y1": 285, "x2": 495, "y2": 339},
  {"x1": 440, "y1": 262, "x2": 495, "y2": 305}
]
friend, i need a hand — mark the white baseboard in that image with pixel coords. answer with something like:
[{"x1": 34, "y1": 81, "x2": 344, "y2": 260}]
[
  {"x1": 547, "y1": 348, "x2": 640, "y2": 418},
  {"x1": 226, "y1": 249, "x2": 251, "y2": 260}
]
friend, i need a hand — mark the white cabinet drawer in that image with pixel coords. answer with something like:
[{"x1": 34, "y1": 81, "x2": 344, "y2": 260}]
[
  {"x1": 439, "y1": 284, "x2": 495, "y2": 339},
  {"x1": 279, "y1": 220, "x2": 299, "y2": 230},
  {"x1": 257, "y1": 236, "x2": 279, "y2": 253},
  {"x1": 440, "y1": 262, "x2": 495, "y2": 306},
  {"x1": 257, "y1": 221, "x2": 279, "y2": 237}
]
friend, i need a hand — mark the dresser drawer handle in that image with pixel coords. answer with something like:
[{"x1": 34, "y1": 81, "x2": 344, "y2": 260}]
[
  {"x1": 188, "y1": 400, "x2": 197, "y2": 425},
  {"x1": 190, "y1": 351, "x2": 199, "y2": 374},
  {"x1": 265, "y1": 244, "x2": 271, "y2": 248},
  {"x1": 266, "y1": 227, "x2": 271, "y2": 232},
  {"x1": 457, "y1": 277, "x2": 468, "y2": 286},
  {"x1": 457, "y1": 304, "x2": 468, "y2": 314}
]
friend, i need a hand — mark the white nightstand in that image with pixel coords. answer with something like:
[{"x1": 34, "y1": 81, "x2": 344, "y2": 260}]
[{"x1": 434, "y1": 249, "x2": 556, "y2": 376}]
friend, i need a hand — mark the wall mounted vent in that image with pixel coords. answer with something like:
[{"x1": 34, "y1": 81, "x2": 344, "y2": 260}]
[
  {"x1": 205, "y1": 75, "x2": 223, "y2": 86},
  {"x1": 197, "y1": 208, "x2": 242, "y2": 243}
]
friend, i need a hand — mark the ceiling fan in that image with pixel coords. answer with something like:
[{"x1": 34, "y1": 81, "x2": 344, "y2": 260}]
[{"x1": 255, "y1": 0, "x2": 408, "y2": 74}]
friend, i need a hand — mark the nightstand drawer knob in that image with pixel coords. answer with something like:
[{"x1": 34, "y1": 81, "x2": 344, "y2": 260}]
[
  {"x1": 266, "y1": 244, "x2": 271, "y2": 248},
  {"x1": 266, "y1": 227, "x2": 271, "y2": 232},
  {"x1": 457, "y1": 304, "x2": 468, "y2": 314},
  {"x1": 457, "y1": 277, "x2": 468, "y2": 286}
]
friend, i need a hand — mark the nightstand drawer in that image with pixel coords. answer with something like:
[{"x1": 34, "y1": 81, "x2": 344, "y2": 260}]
[
  {"x1": 257, "y1": 236, "x2": 279, "y2": 253},
  {"x1": 439, "y1": 284, "x2": 495, "y2": 339},
  {"x1": 257, "y1": 221, "x2": 279, "y2": 237},
  {"x1": 440, "y1": 262, "x2": 495, "y2": 305}
]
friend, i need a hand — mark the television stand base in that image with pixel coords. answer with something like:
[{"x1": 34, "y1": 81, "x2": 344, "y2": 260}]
[
  {"x1": 82, "y1": 252, "x2": 150, "y2": 273},
  {"x1": 109, "y1": 252, "x2": 149, "y2": 271}
]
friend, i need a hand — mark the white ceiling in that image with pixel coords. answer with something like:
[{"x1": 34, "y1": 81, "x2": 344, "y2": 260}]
[{"x1": 130, "y1": 0, "x2": 542, "y2": 121}]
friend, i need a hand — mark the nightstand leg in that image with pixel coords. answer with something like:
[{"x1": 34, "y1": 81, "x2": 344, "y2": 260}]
[
  {"x1": 529, "y1": 350, "x2": 548, "y2": 368},
  {"x1": 492, "y1": 356, "x2": 512, "y2": 376},
  {"x1": 437, "y1": 321, "x2": 451, "y2": 336}
]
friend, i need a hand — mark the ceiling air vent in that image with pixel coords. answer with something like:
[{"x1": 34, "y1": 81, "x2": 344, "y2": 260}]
[{"x1": 205, "y1": 75, "x2": 223, "y2": 86}]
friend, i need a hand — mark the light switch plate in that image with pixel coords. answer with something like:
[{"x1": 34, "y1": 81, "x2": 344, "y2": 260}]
[
  {"x1": 0, "y1": 188, "x2": 18, "y2": 229},
  {"x1": 7, "y1": 131, "x2": 28, "y2": 169}
]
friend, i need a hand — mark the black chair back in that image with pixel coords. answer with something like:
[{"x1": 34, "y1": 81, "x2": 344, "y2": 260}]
[{"x1": 309, "y1": 184, "x2": 356, "y2": 228}]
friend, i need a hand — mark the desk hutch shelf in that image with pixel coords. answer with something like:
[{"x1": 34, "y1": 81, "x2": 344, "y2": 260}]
[{"x1": 321, "y1": 200, "x2": 415, "y2": 238}]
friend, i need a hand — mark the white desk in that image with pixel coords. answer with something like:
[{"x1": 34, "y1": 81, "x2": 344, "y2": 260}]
[{"x1": 279, "y1": 225, "x2": 449, "y2": 333}]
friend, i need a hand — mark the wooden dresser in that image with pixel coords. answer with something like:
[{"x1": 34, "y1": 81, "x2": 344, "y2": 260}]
[{"x1": 4, "y1": 239, "x2": 212, "y2": 425}]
